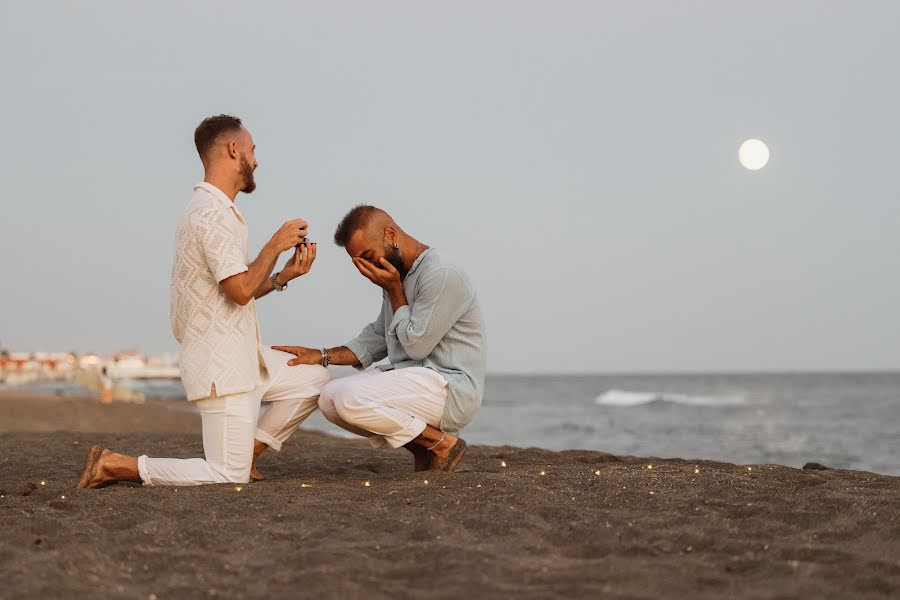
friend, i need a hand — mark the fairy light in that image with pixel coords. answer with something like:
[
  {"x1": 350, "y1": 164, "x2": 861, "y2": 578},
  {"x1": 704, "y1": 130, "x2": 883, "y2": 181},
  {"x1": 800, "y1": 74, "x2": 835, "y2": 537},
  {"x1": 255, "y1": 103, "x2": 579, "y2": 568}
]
[
  {"x1": 694, "y1": 468, "x2": 700, "y2": 474},
  {"x1": 301, "y1": 483, "x2": 312, "y2": 488},
  {"x1": 423, "y1": 480, "x2": 429, "y2": 485},
  {"x1": 646, "y1": 464, "x2": 653, "y2": 470},
  {"x1": 234, "y1": 485, "x2": 243, "y2": 492},
  {"x1": 500, "y1": 461, "x2": 507, "y2": 468},
  {"x1": 60, "y1": 495, "x2": 66, "y2": 500},
  {"x1": 40, "y1": 481, "x2": 46, "y2": 486},
  {"x1": 364, "y1": 481, "x2": 371, "y2": 487},
  {"x1": 540, "y1": 471, "x2": 546, "y2": 476},
  {"x1": 747, "y1": 467, "x2": 753, "y2": 472},
  {"x1": 594, "y1": 470, "x2": 601, "y2": 476}
]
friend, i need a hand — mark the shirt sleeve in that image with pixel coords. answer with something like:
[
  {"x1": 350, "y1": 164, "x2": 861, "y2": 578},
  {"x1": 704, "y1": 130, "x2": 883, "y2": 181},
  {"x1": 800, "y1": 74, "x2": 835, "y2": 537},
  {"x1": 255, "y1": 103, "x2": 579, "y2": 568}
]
[
  {"x1": 388, "y1": 267, "x2": 472, "y2": 361},
  {"x1": 345, "y1": 298, "x2": 389, "y2": 370},
  {"x1": 195, "y1": 208, "x2": 248, "y2": 283}
]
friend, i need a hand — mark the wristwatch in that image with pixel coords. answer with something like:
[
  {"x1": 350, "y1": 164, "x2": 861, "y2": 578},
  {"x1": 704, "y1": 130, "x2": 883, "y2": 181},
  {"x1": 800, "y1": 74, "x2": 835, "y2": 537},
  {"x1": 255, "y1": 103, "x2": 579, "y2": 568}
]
[{"x1": 271, "y1": 272, "x2": 287, "y2": 292}]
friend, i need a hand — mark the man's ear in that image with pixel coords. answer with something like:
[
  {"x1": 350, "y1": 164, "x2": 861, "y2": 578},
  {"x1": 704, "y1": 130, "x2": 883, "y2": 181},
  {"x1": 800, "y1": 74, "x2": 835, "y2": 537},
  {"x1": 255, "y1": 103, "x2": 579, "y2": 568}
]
[
  {"x1": 226, "y1": 139, "x2": 239, "y2": 159},
  {"x1": 383, "y1": 226, "x2": 397, "y2": 245}
]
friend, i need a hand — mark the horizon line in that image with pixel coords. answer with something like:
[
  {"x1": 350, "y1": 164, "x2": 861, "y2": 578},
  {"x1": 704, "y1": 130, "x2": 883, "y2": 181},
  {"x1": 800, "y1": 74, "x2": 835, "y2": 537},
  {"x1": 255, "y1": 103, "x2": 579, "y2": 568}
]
[{"x1": 486, "y1": 368, "x2": 900, "y2": 377}]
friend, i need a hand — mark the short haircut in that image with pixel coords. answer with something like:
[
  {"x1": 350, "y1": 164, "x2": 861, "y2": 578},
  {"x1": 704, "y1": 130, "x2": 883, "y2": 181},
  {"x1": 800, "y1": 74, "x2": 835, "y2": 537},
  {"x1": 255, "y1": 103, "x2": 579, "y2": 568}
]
[
  {"x1": 334, "y1": 204, "x2": 382, "y2": 247},
  {"x1": 194, "y1": 114, "x2": 243, "y2": 162}
]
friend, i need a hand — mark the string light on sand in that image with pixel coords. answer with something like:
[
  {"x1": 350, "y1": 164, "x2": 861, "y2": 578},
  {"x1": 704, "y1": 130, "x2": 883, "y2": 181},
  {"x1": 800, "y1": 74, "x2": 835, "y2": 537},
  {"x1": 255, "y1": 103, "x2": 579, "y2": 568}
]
[
  {"x1": 40, "y1": 481, "x2": 46, "y2": 486},
  {"x1": 500, "y1": 461, "x2": 507, "y2": 468},
  {"x1": 540, "y1": 471, "x2": 546, "y2": 476},
  {"x1": 747, "y1": 467, "x2": 753, "y2": 472},
  {"x1": 594, "y1": 470, "x2": 601, "y2": 476},
  {"x1": 301, "y1": 484, "x2": 313, "y2": 488},
  {"x1": 646, "y1": 464, "x2": 653, "y2": 470},
  {"x1": 694, "y1": 468, "x2": 700, "y2": 474},
  {"x1": 60, "y1": 495, "x2": 66, "y2": 500},
  {"x1": 423, "y1": 480, "x2": 429, "y2": 485},
  {"x1": 364, "y1": 481, "x2": 371, "y2": 487},
  {"x1": 233, "y1": 485, "x2": 243, "y2": 492}
]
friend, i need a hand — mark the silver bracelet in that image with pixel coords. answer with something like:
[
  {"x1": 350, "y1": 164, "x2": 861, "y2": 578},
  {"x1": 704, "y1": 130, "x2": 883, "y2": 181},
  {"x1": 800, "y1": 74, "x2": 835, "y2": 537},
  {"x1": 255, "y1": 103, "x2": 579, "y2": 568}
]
[
  {"x1": 320, "y1": 348, "x2": 330, "y2": 367},
  {"x1": 271, "y1": 272, "x2": 287, "y2": 292}
]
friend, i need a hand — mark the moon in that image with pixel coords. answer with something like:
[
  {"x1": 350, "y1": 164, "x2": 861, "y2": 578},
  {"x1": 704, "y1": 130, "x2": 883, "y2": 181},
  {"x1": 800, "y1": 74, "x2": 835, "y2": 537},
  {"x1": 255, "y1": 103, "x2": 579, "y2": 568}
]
[{"x1": 738, "y1": 139, "x2": 770, "y2": 170}]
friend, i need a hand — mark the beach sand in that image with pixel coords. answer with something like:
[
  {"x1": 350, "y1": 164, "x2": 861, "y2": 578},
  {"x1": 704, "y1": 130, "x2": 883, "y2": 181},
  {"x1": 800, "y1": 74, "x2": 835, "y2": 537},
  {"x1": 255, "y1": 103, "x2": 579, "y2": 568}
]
[{"x1": 1, "y1": 391, "x2": 897, "y2": 599}]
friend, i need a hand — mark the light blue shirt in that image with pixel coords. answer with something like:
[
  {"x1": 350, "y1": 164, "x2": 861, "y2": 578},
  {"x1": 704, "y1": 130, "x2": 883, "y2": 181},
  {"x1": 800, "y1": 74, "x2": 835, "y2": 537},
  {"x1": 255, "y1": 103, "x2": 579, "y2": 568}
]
[{"x1": 345, "y1": 249, "x2": 486, "y2": 433}]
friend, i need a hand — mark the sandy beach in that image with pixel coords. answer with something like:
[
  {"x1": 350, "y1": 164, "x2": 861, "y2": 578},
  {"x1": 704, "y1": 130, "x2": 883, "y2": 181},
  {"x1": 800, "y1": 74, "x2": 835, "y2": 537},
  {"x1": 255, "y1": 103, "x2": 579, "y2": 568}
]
[{"x1": 0, "y1": 390, "x2": 897, "y2": 599}]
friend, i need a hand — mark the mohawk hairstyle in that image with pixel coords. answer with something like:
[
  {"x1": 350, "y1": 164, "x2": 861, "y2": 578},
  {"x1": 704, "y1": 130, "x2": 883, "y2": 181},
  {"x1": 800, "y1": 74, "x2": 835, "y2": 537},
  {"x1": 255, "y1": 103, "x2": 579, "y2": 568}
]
[
  {"x1": 333, "y1": 204, "x2": 382, "y2": 247},
  {"x1": 194, "y1": 114, "x2": 243, "y2": 163}
]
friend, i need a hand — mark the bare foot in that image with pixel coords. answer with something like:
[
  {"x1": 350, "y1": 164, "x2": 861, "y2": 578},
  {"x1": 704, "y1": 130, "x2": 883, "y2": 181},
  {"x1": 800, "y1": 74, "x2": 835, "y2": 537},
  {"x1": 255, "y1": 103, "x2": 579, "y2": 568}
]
[
  {"x1": 403, "y1": 443, "x2": 431, "y2": 472},
  {"x1": 407, "y1": 425, "x2": 468, "y2": 472},
  {"x1": 78, "y1": 446, "x2": 141, "y2": 488},
  {"x1": 429, "y1": 435, "x2": 467, "y2": 472},
  {"x1": 250, "y1": 440, "x2": 268, "y2": 482},
  {"x1": 78, "y1": 446, "x2": 111, "y2": 489}
]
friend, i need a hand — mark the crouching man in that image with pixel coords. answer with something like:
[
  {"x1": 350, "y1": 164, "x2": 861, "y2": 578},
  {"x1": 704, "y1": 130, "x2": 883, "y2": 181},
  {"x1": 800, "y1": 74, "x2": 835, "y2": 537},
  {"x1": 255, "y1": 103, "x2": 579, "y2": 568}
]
[{"x1": 274, "y1": 205, "x2": 486, "y2": 471}]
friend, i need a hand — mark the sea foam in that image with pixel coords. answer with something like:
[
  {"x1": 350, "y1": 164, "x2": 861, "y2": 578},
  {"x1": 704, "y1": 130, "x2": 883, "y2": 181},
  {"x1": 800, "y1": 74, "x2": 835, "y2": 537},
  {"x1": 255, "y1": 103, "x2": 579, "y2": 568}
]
[{"x1": 595, "y1": 389, "x2": 747, "y2": 407}]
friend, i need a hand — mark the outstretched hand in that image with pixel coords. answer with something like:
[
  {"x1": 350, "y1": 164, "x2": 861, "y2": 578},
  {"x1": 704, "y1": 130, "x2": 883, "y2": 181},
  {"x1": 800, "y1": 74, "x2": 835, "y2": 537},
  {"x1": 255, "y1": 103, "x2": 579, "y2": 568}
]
[
  {"x1": 271, "y1": 345, "x2": 322, "y2": 366},
  {"x1": 353, "y1": 257, "x2": 402, "y2": 291}
]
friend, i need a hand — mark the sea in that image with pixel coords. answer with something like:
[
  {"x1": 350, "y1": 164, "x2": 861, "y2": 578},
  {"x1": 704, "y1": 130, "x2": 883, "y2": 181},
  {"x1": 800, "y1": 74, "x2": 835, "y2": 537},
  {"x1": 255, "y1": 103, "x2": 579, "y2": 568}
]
[{"x1": 5, "y1": 372, "x2": 898, "y2": 476}]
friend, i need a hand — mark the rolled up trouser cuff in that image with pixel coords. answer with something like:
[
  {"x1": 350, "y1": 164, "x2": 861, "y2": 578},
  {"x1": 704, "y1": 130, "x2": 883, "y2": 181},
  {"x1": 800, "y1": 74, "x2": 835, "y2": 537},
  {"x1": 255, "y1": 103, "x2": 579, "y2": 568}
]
[
  {"x1": 255, "y1": 428, "x2": 283, "y2": 452},
  {"x1": 385, "y1": 420, "x2": 428, "y2": 449},
  {"x1": 368, "y1": 436, "x2": 389, "y2": 449},
  {"x1": 137, "y1": 455, "x2": 152, "y2": 486}
]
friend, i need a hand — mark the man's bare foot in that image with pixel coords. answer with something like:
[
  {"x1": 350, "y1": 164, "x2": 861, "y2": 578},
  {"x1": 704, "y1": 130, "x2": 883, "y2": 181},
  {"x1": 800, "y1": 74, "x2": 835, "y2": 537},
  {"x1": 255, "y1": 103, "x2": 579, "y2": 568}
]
[
  {"x1": 78, "y1": 446, "x2": 141, "y2": 488},
  {"x1": 408, "y1": 425, "x2": 468, "y2": 472},
  {"x1": 250, "y1": 440, "x2": 268, "y2": 482},
  {"x1": 429, "y1": 435, "x2": 467, "y2": 471},
  {"x1": 78, "y1": 446, "x2": 109, "y2": 489},
  {"x1": 403, "y1": 442, "x2": 431, "y2": 472}
]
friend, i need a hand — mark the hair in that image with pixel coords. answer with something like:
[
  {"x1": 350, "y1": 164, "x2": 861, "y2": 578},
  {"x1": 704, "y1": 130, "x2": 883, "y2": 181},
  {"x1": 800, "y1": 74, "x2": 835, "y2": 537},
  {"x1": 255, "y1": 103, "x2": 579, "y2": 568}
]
[
  {"x1": 333, "y1": 204, "x2": 385, "y2": 247},
  {"x1": 194, "y1": 114, "x2": 243, "y2": 163}
]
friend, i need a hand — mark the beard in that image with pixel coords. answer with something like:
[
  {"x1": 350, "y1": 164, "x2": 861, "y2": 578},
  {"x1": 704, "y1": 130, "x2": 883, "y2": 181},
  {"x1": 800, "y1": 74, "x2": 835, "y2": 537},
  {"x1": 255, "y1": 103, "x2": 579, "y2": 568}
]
[
  {"x1": 384, "y1": 244, "x2": 408, "y2": 279},
  {"x1": 239, "y1": 153, "x2": 256, "y2": 193}
]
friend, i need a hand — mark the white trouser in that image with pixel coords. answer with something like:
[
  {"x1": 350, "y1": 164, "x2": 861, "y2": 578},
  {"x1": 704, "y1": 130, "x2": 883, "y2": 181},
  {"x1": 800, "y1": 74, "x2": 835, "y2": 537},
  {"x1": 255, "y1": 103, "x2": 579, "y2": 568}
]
[
  {"x1": 318, "y1": 367, "x2": 448, "y2": 449},
  {"x1": 138, "y1": 347, "x2": 330, "y2": 486}
]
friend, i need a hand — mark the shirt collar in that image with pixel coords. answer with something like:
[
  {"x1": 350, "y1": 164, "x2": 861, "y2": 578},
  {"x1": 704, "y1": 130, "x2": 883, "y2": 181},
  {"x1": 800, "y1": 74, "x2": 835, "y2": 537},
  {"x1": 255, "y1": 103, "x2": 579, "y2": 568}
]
[
  {"x1": 407, "y1": 248, "x2": 433, "y2": 277},
  {"x1": 194, "y1": 182, "x2": 245, "y2": 222}
]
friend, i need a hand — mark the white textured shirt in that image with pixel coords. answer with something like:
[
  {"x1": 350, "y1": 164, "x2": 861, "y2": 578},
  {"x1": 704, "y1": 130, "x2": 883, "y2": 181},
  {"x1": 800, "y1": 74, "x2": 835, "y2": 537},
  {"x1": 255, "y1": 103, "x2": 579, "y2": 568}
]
[{"x1": 170, "y1": 182, "x2": 266, "y2": 401}]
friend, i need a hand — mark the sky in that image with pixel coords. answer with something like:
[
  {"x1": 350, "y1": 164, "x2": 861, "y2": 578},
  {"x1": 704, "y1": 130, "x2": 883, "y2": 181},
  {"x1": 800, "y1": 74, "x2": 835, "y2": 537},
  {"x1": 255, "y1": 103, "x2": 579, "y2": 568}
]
[{"x1": 1, "y1": 1, "x2": 898, "y2": 373}]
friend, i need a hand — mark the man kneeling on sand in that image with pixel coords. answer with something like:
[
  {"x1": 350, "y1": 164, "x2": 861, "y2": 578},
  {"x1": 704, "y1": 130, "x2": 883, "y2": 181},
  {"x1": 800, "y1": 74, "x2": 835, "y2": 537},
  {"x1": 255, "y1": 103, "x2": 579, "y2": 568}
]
[
  {"x1": 78, "y1": 114, "x2": 329, "y2": 488},
  {"x1": 274, "y1": 205, "x2": 486, "y2": 471}
]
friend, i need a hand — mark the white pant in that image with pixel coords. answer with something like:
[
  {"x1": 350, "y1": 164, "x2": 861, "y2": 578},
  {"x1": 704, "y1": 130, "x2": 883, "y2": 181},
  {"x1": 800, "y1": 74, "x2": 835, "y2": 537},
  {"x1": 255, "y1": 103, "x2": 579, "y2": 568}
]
[
  {"x1": 138, "y1": 347, "x2": 330, "y2": 486},
  {"x1": 318, "y1": 367, "x2": 448, "y2": 449}
]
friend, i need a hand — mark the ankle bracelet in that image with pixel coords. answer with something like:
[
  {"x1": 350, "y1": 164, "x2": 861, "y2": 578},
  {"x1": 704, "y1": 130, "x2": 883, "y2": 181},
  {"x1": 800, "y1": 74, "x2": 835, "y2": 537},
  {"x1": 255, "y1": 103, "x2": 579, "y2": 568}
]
[{"x1": 426, "y1": 433, "x2": 446, "y2": 451}]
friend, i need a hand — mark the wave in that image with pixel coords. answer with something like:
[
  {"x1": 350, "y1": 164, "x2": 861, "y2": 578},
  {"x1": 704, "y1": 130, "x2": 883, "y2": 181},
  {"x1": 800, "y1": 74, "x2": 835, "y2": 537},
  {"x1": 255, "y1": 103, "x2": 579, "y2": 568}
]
[{"x1": 595, "y1": 389, "x2": 747, "y2": 407}]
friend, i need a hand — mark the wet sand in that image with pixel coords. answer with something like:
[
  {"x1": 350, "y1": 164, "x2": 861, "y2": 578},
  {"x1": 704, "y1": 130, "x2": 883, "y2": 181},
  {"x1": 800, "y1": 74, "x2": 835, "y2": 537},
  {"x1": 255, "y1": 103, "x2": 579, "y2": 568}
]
[{"x1": 0, "y1": 391, "x2": 898, "y2": 599}]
